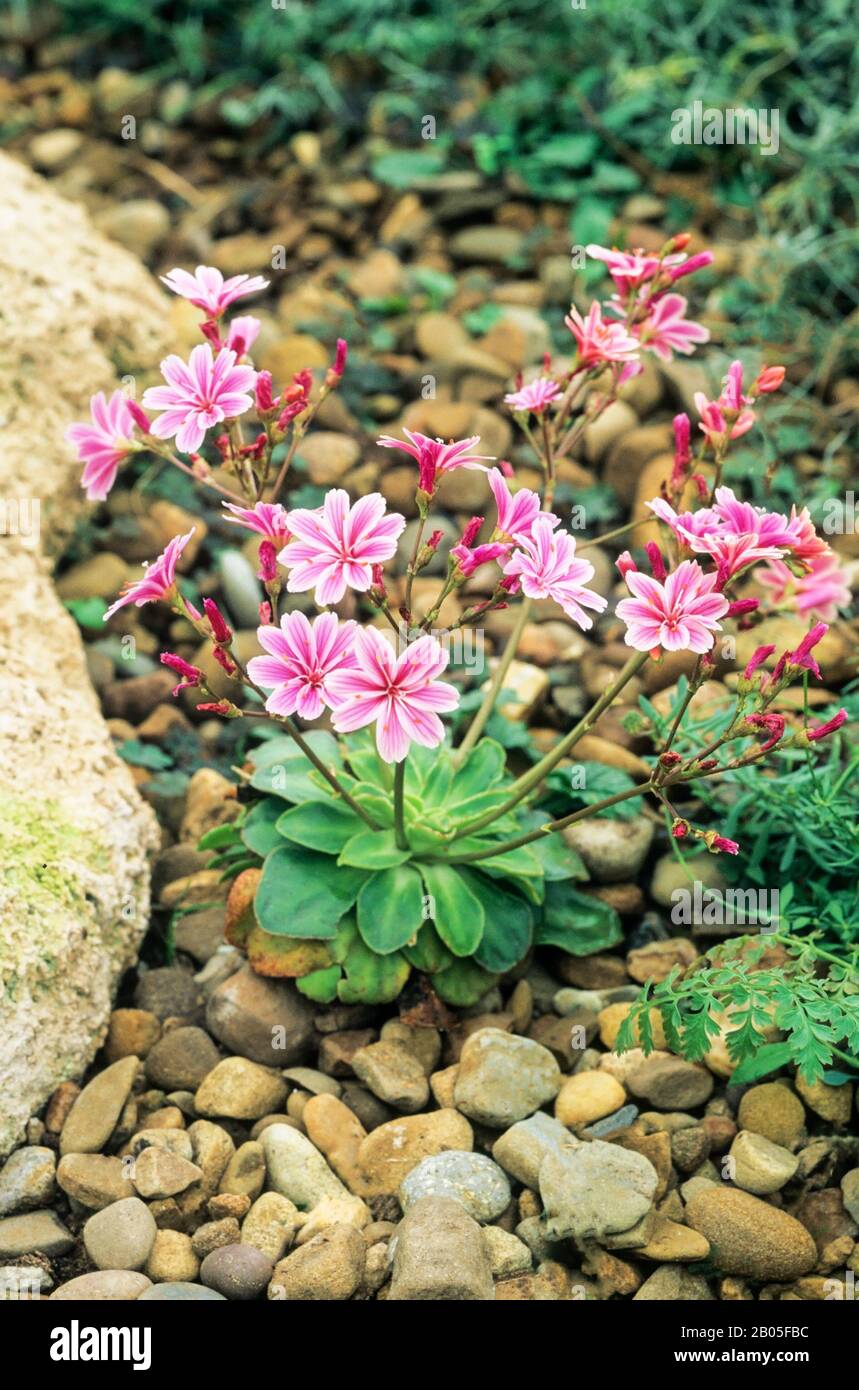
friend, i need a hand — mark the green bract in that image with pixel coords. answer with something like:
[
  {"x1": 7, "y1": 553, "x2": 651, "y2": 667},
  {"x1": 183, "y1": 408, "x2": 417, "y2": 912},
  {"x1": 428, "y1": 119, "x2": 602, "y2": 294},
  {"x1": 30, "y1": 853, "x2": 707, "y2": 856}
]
[{"x1": 203, "y1": 729, "x2": 623, "y2": 1006}]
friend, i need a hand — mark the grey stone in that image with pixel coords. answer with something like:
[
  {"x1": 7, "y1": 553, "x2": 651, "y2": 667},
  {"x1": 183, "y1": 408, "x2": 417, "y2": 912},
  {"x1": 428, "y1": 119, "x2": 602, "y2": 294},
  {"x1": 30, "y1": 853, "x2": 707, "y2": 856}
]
[
  {"x1": 206, "y1": 965, "x2": 315, "y2": 1066},
  {"x1": 200, "y1": 1243, "x2": 273, "y2": 1300},
  {"x1": 0, "y1": 1210, "x2": 74, "y2": 1259},
  {"x1": 0, "y1": 1147, "x2": 56, "y2": 1215},
  {"x1": 144, "y1": 1026, "x2": 221, "y2": 1091},
  {"x1": 388, "y1": 1196, "x2": 494, "y2": 1301},
  {"x1": 59, "y1": 1055, "x2": 139, "y2": 1155},
  {"x1": 83, "y1": 1196, "x2": 157, "y2": 1271},
  {"x1": 539, "y1": 1138, "x2": 658, "y2": 1241},
  {"x1": 491, "y1": 1112, "x2": 570, "y2": 1189},
  {"x1": 400, "y1": 1151, "x2": 511, "y2": 1223},
  {"x1": 139, "y1": 1281, "x2": 226, "y2": 1300},
  {"x1": 261, "y1": 1124, "x2": 348, "y2": 1210},
  {"x1": 51, "y1": 1271, "x2": 152, "y2": 1300},
  {"x1": 453, "y1": 1028, "x2": 560, "y2": 1129}
]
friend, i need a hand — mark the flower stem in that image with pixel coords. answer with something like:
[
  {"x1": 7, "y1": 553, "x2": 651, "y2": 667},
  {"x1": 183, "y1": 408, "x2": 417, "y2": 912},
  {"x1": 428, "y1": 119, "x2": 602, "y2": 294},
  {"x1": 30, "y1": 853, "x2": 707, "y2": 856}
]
[
  {"x1": 453, "y1": 598, "x2": 532, "y2": 768},
  {"x1": 393, "y1": 760, "x2": 408, "y2": 850},
  {"x1": 453, "y1": 649, "x2": 650, "y2": 838},
  {"x1": 442, "y1": 781, "x2": 653, "y2": 863}
]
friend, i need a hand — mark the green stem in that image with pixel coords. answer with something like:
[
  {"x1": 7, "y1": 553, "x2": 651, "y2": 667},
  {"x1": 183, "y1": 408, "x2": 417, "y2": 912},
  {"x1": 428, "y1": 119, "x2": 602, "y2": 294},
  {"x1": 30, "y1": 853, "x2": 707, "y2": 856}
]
[
  {"x1": 453, "y1": 649, "x2": 650, "y2": 838},
  {"x1": 453, "y1": 598, "x2": 532, "y2": 768},
  {"x1": 393, "y1": 761, "x2": 407, "y2": 850},
  {"x1": 442, "y1": 781, "x2": 653, "y2": 863},
  {"x1": 578, "y1": 516, "x2": 648, "y2": 550}
]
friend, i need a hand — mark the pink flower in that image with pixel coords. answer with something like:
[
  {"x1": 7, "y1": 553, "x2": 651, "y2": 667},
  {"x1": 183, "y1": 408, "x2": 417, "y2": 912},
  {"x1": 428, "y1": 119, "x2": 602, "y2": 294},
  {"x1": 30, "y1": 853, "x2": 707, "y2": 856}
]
[
  {"x1": 647, "y1": 497, "x2": 720, "y2": 541},
  {"x1": 711, "y1": 488, "x2": 795, "y2": 549},
  {"x1": 225, "y1": 315, "x2": 261, "y2": 357},
  {"x1": 504, "y1": 379, "x2": 561, "y2": 413},
  {"x1": 585, "y1": 244, "x2": 686, "y2": 293},
  {"x1": 451, "y1": 541, "x2": 510, "y2": 576},
  {"x1": 104, "y1": 530, "x2": 194, "y2": 621},
  {"x1": 247, "y1": 611, "x2": 358, "y2": 720},
  {"x1": 161, "y1": 652, "x2": 203, "y2": 696},
  {"x1": 709, "y1": 834, "x2": 740, "y2": 855},
  {"x1": 636, "y1": 293, "x2": 709, "y2": 361},
  {"x1": 161, "y1": 265, "x2": 269, "y2": 318},
  {"x1": 754, "y1": 365, "x2": 785, "y2": 394},
  {"x1": 376, "y1": 430, "x2": 494, "y2": 493},
  {"x1": 502, "y1": 517, "x2": 608, "y2": 630},
  {"x1": 683, "y1": 530, "x2": 788, "y2": 580},
  {"x1": 142, "y1": 345, "x2": 256, "y2": 453},
  {"x1": 758, "y1": 550, "x2": 851, "y2": 622},
  {"x1": 807, "y1": 708, "x2": 848, "y2": 742},
  {"x1": 488, "y1": 467, "x2": 556, "y2": 544},
  {"x1": 67, "y1": 391, "x2": 137, "y2": 501},
  {"x1": 668, "y1": 251, "x2": 715, "y2": 284},
  {"x1": 616, "y1": 559, "x2": 729, "y2": 653},
  {"x1": 328, "y1": 628, "x2": 459, "y2": 764},
  {"x1": 565, "y1": 302, "x2": 640, "y2": 367},
  {"x1": 783, "y1": 505, "x2": 828, "y2": 564},
  {"x1": 694, "y1": 367, "x2": 756, "y2": 445},
  {"x1": 743, "y1": 644, "x2": 776, "y2": 679},
  {"x1": 785, "y1": 621, "x2": 829, "y2": 680},
  {"x1": 278, "y1": 490, "x2": 406, "y2": 605},
  {"x1": 616, "y1": 550, "x2": 637, "y2": 579},
  {"x1": 222, "y1": 500, "x2": 291, "y2": 545}
]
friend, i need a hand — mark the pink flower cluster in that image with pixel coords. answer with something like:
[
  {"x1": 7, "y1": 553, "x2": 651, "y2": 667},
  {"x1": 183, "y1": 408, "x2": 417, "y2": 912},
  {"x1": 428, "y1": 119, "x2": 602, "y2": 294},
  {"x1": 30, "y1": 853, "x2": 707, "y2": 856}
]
[{"x1": 248, "y1": 616, "x2": 458, "y2": 763}]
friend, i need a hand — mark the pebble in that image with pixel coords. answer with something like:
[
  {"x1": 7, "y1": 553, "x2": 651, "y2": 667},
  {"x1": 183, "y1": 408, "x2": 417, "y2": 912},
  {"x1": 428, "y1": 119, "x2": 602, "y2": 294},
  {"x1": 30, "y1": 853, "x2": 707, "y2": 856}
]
[
  {"x1": 145, "y1": 1229, "x2": 199, "y2": 1283},
  {"x1": 241, "y1": 1192, "x2": 300, "y2": 1262},
  {"x1": 379, "y1": 1020, "x2": 442, "y2": 1075},
  {"x1": 729, "y1": 1131, "x2": 799, "y2": 1195},
  {"x1": 540, "y1": 1139, "x2": 658, "y2": 1241},
  {"x1": 270, "y1": 1223, "x2": 365, "y2": 1301},
  {"x1": 104, "y1": 1009, "x2": 162, "y2": 1062},
  {"x1": 638, "y1": 1216, "x2": 711, "y2": 1263},
  {"x1": 83, "y1": 1197, "x2": 157, "y2": 1271},
  {"x1": 51, "y1": 1271, "x2": 152, "y2": 1301},
  {"x1": 794, "y1": 1074, "x2": 853, "y2": 1126},
  {"x1": 400, "y1": 1152, "x2": 511, "y2": 1223},
  {"x1": 555, "y1": 1072, "x2": 627, "y2": 1128},
  {"x1": 282, "y1": 1067, "x2": 342, "y2": 1097},
  {"x1": 139, "y1": 1282, "x2": 225, "y2": 1301},
  {"x1": 206, "y1": 965, "x2": 315, "y2": 1066},
  {"x1": 201, "y1": 1243, "x2": 274, "y2": 1300},
  {"x1": 583, "y1": 1105, "x2": 640, "y2": 1139},
  {"x1": 131, "y1": 1147, "x2": 204, "y2": 1199},
  {"x1": 356, "y1": 1110, "x2": 474, "y2": 1196},
  {"x1": 351, "y1": 1041, "x2": 430, "y2": 1113},
  {"x1": 262, "y1": 1124, "x2": 348, "y2": 1208},
  {"x1": 633, "y1": 1266, "x2": 714, "y2": 1300},
  {"x1": 491, "y1": 1112, "x2": 571, "y2": 1189},
  {"x1": 56, "y1": 1154, "x2": 134, "y2": 1209},
  {"x1": 302, "y1": 1094, "x2": 367, "y2": 1193},
  {"x1": 0, "y1": 1210, "x2": 74, "y2": 1259},
  {"x1": 482, "y1": 1226, "x2": 533, "y2": 1277},
  {"x1": 218, "y1": 1141, "x2": 266, "y2": 1200},
  {"x1": 59, "y1": 1056, "x2": 139, "y2": 1156},
  {"x1": 453, "y1": 1029, "x2": 560, "y2": 1129},
  {"x1": 841, "y1": 1168, "x2": 859, "y2": 1224},
  {"x1": 131, "y1": 1129, "x2": 194, "y2": 1161},
  {"x1": 295, "y1": 1195, "x2": 370, "y2": 1244},
  {"x1": 134, "y1": 967, "x2": 203, "y2": 1022},
  {"x1": 562, "y1": 816, "x2": 654, "y2": 884},
  {"x1": 627, "y1": 1057, "x2": 714, "y2": 1111},
  {"x1": 626, "y1": 938, "x2": 699, "y2": 983},
  {"x1": 685, "y1": 1187, "x2": 817, "y2": 1279},
  {"x1": 195, "y1": 1057, "x2": 288, "y2": 1120},
  {"x1": 388, "y1": 1197, "x2": 495, "y2": 1301},
  {"x1": 0, "y1": 1147, "x2": 56, "y2": 1215},
  {"x1": 737, "y1": 1084, "x2": 805, "y2": 1147},
  {"x1": 144, "y1": 1027, "x2": 222, "y2": 1091},
  {"x1": 191, "y1": 1218, "x2": 241, "y2": 1257}
]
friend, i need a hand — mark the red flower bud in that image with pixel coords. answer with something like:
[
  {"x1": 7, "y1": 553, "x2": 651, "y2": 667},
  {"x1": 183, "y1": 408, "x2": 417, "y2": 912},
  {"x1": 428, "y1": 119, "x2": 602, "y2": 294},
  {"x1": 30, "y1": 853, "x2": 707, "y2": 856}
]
[
  {"x1": 255, "y1": 370, "x2": 275, "y2": 412},
  {"x1": 203, "y1": 597, "x2": 232, "y2": 645},
  {"x1": 127, "y1": 399, "x2": 151, "y2": 433}
]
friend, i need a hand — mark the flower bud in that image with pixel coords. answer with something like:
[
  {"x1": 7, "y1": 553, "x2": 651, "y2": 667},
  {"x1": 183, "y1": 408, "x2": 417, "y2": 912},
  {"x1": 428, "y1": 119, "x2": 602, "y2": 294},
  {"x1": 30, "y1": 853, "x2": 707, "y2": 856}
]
[{"x1": 203, "y1": 596, "x2": 232, "y2": 645}]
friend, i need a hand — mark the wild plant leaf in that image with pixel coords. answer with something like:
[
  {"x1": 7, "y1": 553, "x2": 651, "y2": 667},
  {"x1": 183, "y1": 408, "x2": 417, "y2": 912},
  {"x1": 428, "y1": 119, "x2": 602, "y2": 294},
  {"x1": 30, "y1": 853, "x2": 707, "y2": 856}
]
[
  {"x1": 241, "y1": 800, "x2": 283, "y2": 857},
  {"x1": 276, "y1": 801, "x2": 364, "y2": 854},
  {"x1": 338, "y1": 829, "x2": 411, "y2": 870},
  {"x1": 357, "y1": 865, "x2": 424, "y2": 955},
  {"x1": 463, "y1": 871, "x2": 533, "y2": 973},
  {"x1": 536, "y1": 881, "x2": 623, "y2": 956},
  {"x1": 255, "y1": 844, "x2": 366, "y2": 939},
  {"x1": 419, "y1": 863, "x2": 485, "y2": 957}
]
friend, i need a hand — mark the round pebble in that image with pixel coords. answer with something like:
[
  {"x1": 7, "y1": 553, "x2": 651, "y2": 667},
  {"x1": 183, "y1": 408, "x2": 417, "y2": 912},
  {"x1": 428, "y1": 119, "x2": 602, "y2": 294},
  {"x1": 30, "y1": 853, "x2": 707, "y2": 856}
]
[
  {"x1": 400, "y1": 1151, "x2": 511, "y2": 1223},
  {"x1": 200, "y1": 1243, "x2": 274, "y2": 1300}
]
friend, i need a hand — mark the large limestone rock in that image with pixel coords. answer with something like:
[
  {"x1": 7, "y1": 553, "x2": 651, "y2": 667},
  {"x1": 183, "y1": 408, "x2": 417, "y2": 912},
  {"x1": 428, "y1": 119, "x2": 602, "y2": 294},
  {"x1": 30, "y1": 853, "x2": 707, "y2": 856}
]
[{"x1": 0, "y1": 153, "x2": 169, "y2": 1154}]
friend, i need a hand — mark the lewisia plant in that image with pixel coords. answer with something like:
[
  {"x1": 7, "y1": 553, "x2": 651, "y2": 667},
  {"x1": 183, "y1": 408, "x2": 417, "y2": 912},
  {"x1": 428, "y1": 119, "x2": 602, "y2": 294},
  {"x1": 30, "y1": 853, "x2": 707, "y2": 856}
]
[{"x1": 67, "y1": 242, "x2": 852, "y2": 1008}]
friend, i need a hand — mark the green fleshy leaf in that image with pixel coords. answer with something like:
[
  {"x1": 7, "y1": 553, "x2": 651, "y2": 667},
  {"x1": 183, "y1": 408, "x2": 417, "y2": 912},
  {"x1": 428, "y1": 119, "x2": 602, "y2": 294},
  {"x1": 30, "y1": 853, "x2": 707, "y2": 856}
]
[
  {"x1": 296, "y1": 965, "x2": 342, "y2": 1003},
  {"x1": 433, "y1": 958, "x2": 497, "y2": 1007},
  {"x1": 198, "y1": 822, "x2": 243, "y2": 851},
  {"x1": 338, "y1": 829, "x2": 411, "y2": 869},
  {"x1": 402, "y1": 923, "x2": 455, "y2": 974},
  {"x1": 255, "y1": 844, "x2": 367, "y2": 939},
  {"x1": 356, "y1": 865, "x2": 425, "y2": 955},
  {"x1": 419, "y1": 863, "x2": 485, "y2": 957},
  {"x1": 451, "y1": 739, "x2": 507, "y2": 799},
  {"x1": 520, "y1": 815, "x2": 589, "y2": 880},
  {"x1": 464, "y1": 871, "x2": 533, "y2": 973},
  {"x1": 276, "y1": 800, "x2": 363, "y2": 853},
  {"x1": 536, "y1": 880, "x2": 623, "y2": 956},
  {"x1": 241, "y1": 800, "x2": 283, "y2": 857},
  {"x1": 117, "y1": 739, "x2": 173, "y2": 770},
  {"x1": 350, "y1": 782, "x2": 395, "y2": 826},
  {"x1": 338, "y1": 935, "x2": 411, "y2": 1004}
]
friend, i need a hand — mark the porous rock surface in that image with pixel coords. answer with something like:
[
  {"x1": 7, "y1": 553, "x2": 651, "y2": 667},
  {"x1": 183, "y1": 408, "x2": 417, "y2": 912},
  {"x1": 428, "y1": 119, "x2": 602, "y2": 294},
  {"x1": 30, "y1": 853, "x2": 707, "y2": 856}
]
[{"x1": 0, "y1": 152, "x2": 167, "y2": 1154}]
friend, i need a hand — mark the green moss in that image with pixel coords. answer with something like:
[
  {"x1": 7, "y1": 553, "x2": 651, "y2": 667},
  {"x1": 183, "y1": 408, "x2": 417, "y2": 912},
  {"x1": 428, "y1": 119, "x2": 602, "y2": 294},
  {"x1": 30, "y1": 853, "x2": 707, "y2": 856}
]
[{"x1": 0, "y1": 796, "x2": 110, "y2": 989}]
